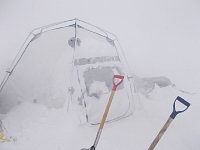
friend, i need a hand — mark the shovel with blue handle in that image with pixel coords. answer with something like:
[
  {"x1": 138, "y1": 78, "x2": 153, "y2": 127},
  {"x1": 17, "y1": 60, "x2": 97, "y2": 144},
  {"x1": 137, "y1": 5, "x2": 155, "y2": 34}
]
[{"x1": 148, "y1": 96, "x2": 191, "y2": 150}]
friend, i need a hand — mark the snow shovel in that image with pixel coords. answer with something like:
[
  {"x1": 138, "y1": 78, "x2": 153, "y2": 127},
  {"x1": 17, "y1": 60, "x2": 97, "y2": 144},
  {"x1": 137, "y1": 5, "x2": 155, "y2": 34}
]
[
  {"x1": 81, "y1": 75, "x2": 124, "y2": 150},
  {"x1": 148, "y1": 96, "x2": 191, "y2": 150}
]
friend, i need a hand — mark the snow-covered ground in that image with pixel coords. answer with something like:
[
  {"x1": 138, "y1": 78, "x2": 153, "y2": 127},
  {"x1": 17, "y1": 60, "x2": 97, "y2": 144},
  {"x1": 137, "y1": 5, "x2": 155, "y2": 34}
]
[
  {"x1": 0, "y1": 87, "x2": 199, "y2": 150},
  {"x1": 0, "y1": 0, "x2": 200, "y2": 149}
]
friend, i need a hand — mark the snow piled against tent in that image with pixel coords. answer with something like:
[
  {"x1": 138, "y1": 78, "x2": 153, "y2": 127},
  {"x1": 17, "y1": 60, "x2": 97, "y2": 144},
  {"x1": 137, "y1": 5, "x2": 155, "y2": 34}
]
[{"x1": 0, "y1": 84, "x2": 199, "y2": 150}]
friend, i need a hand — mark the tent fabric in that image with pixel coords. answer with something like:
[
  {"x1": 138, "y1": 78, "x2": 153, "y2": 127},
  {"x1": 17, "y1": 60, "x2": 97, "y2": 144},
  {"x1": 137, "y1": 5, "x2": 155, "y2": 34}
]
[{"x1": 0, "y1": 19, "x2": 135, "y2": 124}]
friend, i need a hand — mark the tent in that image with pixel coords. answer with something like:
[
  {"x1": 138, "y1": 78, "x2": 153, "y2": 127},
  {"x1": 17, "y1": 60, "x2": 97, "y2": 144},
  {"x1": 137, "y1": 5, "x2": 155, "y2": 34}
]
[{"x1": 0, "y1": 19, "x2": 135, "y2": 124}]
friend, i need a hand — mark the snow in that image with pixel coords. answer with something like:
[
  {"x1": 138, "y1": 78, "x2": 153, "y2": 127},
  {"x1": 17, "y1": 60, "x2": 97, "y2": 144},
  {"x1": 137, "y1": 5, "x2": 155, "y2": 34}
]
[
  {"x1": 0, "y1": 88, "x2": 199, "y2": 150},
  {"x1": 1, "y1": 0, "x2": 200, "y2": 149}
]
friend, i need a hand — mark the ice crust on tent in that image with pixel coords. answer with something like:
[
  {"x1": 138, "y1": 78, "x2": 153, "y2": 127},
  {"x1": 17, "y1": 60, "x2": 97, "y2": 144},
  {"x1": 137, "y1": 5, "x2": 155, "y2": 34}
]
[{"x1": 0, "y1": 19, "x2": 134, "y2": 124}]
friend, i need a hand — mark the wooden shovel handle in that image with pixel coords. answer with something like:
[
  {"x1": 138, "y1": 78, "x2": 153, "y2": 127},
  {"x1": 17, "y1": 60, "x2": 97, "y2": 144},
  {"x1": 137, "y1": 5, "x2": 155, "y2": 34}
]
[
  {"x1": 148, "y1": 96, "x2": 190, "y2": 150},
  {"x1": 99, "y1": 91, "x2": 115, "y2": 129},
  {"x1": 93, "y1": 75, "x2": 124, "y2": 148},
  {"x1": 100, "y1": 75, "x2": 124, "y2": 128},
  {"x1": 148, "y1": 117, "x2": 173, "y2": 150}
]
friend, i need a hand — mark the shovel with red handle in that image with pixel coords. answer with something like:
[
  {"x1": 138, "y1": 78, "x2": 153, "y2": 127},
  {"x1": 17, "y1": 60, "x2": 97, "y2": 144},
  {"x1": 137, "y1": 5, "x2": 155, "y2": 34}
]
[
  {"x1": 81, "y1": 75, "x2": 124, "y2": 150},
  {"x1": 148, "y1": 96, "x2": 191, "y2": 150}
]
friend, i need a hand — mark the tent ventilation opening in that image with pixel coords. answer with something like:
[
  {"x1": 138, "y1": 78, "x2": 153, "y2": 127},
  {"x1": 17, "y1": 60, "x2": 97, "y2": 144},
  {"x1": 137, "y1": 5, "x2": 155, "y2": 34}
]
[{"x1": 68, "y1": 37, "x2": 81, "y2": 48}]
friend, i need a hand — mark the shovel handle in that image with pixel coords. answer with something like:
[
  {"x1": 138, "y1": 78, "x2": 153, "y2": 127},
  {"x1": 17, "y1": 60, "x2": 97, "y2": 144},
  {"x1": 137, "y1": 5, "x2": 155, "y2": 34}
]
[
  {"x1": 149, "y1": 96, "x2": 191, "y2": 150},
  {"x1": 100, "y1": 75, "x2": 124, "y2": 129},
  {"x1": 170, "y1": 96, "x2": 191, "y2": 119},
  {"x1": 93, "y1": 75, "x2": 124, "y2": 148},
  {"x1": 148, "y1": 117, "x2": 173, "y2": 150},
  {"x1": 112, "y1": 75, "x2": 124, "y2": 91}
]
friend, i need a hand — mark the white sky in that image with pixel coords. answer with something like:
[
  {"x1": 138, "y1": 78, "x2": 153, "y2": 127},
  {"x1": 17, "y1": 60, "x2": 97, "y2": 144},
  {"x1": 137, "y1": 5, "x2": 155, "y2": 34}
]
[{"x1": 0, "y1": 0, "x2": 200, "y2": 91}]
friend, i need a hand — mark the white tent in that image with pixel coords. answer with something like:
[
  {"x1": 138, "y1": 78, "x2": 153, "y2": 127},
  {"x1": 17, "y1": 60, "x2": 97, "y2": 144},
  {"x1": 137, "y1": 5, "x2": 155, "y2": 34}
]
[{"x1": 0, "y1": 19, "x2": 135, "y2": 124}]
